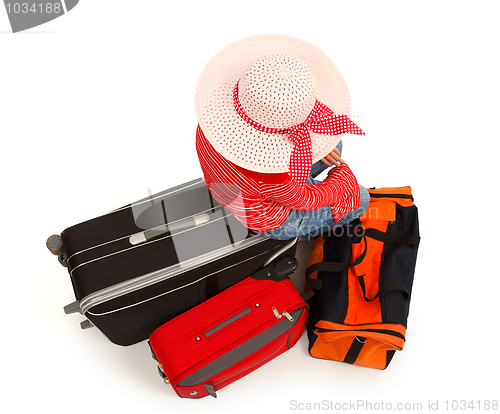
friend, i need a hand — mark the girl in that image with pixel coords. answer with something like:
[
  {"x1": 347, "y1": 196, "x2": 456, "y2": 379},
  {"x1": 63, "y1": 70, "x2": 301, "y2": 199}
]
[{"x1": 195, "y1": 35, "x2": 369, "y2": 240}]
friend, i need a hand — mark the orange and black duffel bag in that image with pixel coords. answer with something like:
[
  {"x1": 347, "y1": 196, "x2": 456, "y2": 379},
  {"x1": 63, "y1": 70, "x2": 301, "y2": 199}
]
[{"x1": 305, "y1": 187, "x2": 420, "y2": 370}]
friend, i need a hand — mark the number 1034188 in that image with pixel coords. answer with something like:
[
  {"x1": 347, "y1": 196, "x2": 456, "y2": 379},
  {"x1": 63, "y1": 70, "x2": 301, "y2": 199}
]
[
  {"x1": 5, "y1": 3, "x2": 62, "y2": 14},
  {"x1": 445, "y1": 400, "x2": 498, "y2": 410}
]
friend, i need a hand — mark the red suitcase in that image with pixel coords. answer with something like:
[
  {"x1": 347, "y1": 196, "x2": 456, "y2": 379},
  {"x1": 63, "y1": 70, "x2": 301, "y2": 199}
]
[{"x1": 149, "y1": 256, "x2": 308, "y2": 399}]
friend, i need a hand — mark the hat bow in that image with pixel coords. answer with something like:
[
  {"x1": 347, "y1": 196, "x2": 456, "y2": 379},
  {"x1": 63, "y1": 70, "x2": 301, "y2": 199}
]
[{"x1": 233, "y1": 82, "x2": 365, "y2": 186}]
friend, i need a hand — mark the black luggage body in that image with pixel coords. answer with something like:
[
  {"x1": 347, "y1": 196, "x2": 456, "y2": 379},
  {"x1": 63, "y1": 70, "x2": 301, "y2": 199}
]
[{"x1": 48, "y1": 178, "x2": 298, "y2": 346}]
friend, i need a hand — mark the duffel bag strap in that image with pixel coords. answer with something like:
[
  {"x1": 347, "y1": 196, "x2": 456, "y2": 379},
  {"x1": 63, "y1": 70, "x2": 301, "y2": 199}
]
[
  {"x1": 305, "y1": 236, "x2": 367, "y2": 290},
  {"x1": 306, "y1": 224, "x2": 420, "y2": 291},
  {"x1": 357, "y1": 228, "x2": 417, "y2": 302},
  {"x1": 357, "y1": 276, "x2": 409, "y2": 302},
  {"x1": 364, "y1": 228, "x2": 420, "y2": 247}
]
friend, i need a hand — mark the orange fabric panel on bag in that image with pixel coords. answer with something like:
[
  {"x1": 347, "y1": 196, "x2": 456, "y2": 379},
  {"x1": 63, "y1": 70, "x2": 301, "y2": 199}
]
[
  {"x1": 367, "y1": 186, "x2": 415, "y2": 208},
  {"x1": 312, "y1": 321, "x2": 406, "y2": 369},
  {"x1": 354, "y1": 339, "x2": 397, "y2": 370},
  {"x1": 344, "y1": 226, "x2": 385, "y2": 325},
  {"x1": 360, "y1": 200, "x2": 396, "y2": 222},
  {"x1": 315, "y1": 330, "x2": 404, "y2": 348},
  {"x1": 309, "y1": 336, "x2": 353, "y2": 362},
  {"x1": 343, "y1": 197, "x2": 400, "y2": 325}
]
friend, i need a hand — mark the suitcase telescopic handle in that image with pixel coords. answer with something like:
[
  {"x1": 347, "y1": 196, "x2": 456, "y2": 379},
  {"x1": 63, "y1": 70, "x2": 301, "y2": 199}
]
[{"x1": 129, "y1": 213, "x2": 210, "y2": 245}]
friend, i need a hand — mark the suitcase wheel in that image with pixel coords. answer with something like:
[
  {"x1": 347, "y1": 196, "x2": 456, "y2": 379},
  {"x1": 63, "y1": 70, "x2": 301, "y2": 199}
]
[
  {"x1": 46, "y1": 235, "x2": 68, "y2": 267},
  {"x1": 46, "y1": 234, "x2": 64, "y2": 255},
  {"x1": 157, "y1": 364, "x2": 170, "y2": 385}
]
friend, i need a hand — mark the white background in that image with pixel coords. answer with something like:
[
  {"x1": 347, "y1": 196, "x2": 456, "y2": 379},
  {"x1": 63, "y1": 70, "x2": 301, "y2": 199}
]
[{"x1": 1, "y1": 1, "x2": 499, "y2": 413}]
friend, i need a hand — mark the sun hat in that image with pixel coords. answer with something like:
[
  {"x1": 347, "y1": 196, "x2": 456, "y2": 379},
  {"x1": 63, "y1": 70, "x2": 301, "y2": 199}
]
[{"x1": 195, "y1": 34, "x2": 364, "y2": 185}]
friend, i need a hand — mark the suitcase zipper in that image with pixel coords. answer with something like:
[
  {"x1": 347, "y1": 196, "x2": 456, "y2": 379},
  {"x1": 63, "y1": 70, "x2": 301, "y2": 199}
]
[
  {"x1": 80, "y1": 238, "x2": 298, "y2": 315},
  {"x1": 88, "y1": 178, "x2": 206, "y2": 219},
  {"x1": 205, "y1": 307, "x2": 252, "y2": 337},
  {"x1": 65, "y1": 179, "x2": 208, "y2": 264},
  {"x1": 175, "y1": 306, "x2": 307, "y2": 389},
  {"x1": 212, "y1": 334, "x2": 291, "y2": 388},
  {"x1": 171, "y1": 340, "x2": 291, "y2": 397},
  {"x1": 67, "y1": 208, "x2": 226, "y2": 273},
  {"x1": 272, "y1": 307, "x2": 294, "y2": 321}
]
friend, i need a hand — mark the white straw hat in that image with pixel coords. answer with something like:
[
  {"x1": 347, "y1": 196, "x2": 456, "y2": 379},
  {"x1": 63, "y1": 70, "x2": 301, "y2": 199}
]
[{"x1": 195, "y1": 34, "x2": 353, "y2": 174}]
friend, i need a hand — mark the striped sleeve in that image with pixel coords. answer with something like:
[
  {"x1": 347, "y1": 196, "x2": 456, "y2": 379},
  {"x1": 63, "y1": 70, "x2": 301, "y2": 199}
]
[
  {"x1": 259, "y1": 164, "x2": 360, "y2": 219},
  {"x1": 196, "y1": 125, "x2": 360, "y2": 230}
]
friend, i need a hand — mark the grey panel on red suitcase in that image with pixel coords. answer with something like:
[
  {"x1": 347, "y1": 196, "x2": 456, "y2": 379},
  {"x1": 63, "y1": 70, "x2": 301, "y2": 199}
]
[
  {"x1": 205, "y1": 307, "x2": 252, "y2": 337},
  {"x1": 177, "y1": 308, "x2": 306, "y2": 387}
]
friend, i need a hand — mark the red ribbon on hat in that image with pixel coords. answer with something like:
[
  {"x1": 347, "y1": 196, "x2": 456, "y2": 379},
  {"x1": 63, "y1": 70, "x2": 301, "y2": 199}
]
[{"x1": 233, "y1": 82, "x2": 365, "y2": 186}]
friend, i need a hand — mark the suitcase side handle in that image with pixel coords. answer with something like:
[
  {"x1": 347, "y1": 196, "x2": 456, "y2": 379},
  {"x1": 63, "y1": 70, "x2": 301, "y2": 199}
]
[
  {"x1": 250, "y1": 256, "x2": 298, "y2": 283},
  {"x1": 262, "y1": 237, "x2": 298, "y2": 267}
]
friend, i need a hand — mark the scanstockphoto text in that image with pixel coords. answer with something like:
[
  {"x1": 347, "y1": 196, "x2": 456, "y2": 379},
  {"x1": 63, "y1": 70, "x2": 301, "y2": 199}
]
[
  {"x1": 130, "y1": 185, "x2": 374, "y2": 240},
  {"x1": 289, "y1": 399, "x2": 499, "y2": 411},
  {"x1": 278, "y1": 218, "x2": 367, "y2": 241}
]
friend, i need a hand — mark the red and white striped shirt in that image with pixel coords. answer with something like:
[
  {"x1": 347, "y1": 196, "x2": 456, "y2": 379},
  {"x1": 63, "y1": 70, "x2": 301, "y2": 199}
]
[{"x1": 196, "y1": 125, "x2": 360, "y2": 232}]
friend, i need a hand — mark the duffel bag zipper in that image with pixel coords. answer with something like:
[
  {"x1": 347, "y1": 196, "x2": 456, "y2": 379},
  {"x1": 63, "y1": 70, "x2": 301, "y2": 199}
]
[
  {"x1": 369, "y1": 193, "x2": 414, "y2": 201},
  {"x1": 313, "y1": 327, "x2": 405, "y2": 343},
  {"x1": 173, "y1": 306, "x2": 307, "y2": 390},
  {"x1": 313, "y1": 328, "x2": 406, "y2": 350}
]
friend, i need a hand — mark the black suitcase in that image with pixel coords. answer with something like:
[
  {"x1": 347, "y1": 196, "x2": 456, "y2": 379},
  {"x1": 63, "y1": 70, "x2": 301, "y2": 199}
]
[{"x1": 47, "y1": 178, "x2": 298, "y2": 346}]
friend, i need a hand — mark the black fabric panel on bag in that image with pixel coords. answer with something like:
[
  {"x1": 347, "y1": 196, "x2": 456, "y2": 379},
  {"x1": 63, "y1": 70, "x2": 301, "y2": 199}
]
[
  {"x1": 306, "y1": 316, "x2": 319, "y2": 355},
  {"x1": 358, "y1": 276, "x2": 409, "y2": 302},
  {"x1": 379, "y1": 204, "x2": 419, "y2": 326},
  {"x1": 385, "y1": 350, "x2": 396, "y2": 369},
  {"x1": 307, "y1": 221, "x2": 356, "y2": 329},
  {"x1": 364, "y1": 228, "x2": 420, "y2": 247}
]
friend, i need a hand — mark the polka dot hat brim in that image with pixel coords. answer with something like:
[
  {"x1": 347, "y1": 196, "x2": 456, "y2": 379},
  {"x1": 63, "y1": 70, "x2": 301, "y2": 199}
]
[{"x1": 195, "y1": 34, "x2": 351, "y2": 174}]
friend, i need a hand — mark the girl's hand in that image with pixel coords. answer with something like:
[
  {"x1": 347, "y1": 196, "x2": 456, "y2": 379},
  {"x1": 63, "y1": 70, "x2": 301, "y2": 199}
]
[{"x1": 320, "y1": 147, "x2": 345, "y2": 167}]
